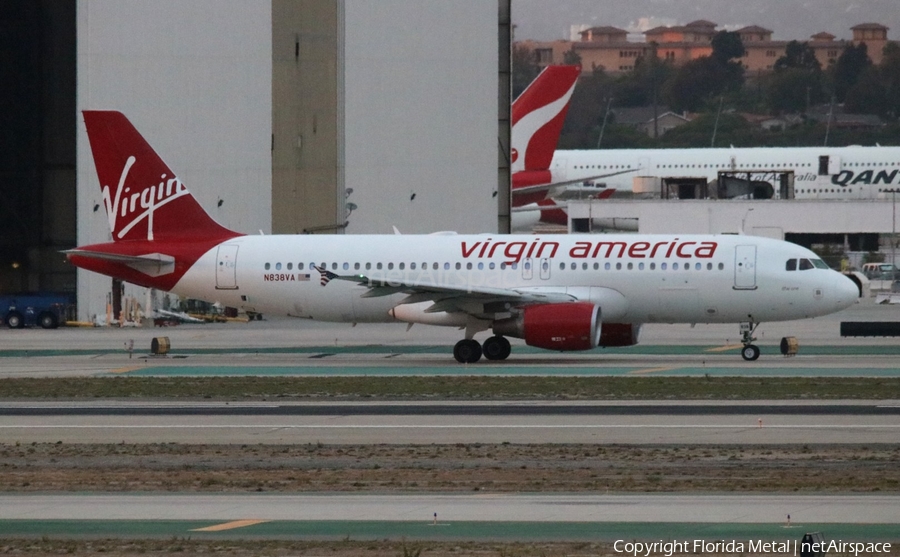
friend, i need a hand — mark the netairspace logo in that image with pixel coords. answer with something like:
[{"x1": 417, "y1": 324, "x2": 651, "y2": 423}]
[{"x1": 613, "y1": 539, "x2": 892, "y2": 557}]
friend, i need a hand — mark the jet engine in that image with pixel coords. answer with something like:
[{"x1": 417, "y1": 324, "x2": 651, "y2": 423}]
[
  {"x1": 598, "y1": 323, "x2": 641, "y2": 347},
  {"x1": 492, "y1": 303, "x2": 601, "y2": 351}
]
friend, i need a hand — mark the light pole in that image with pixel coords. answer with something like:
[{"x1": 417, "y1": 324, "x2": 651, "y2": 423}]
[{"x1": 888, "y1": 189, "x2": 899, "y2": 274}]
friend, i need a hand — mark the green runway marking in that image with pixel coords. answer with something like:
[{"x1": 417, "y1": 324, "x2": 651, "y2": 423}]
[
  {"x1": 118, "y1": 365, "x2": 900, "y2": 377},
  {"x1": 0, "y1": 520, "x2": 896, "y2": 542},
  {"x1": 4, "y1": 344, "x2": 900, "y2": 358}
]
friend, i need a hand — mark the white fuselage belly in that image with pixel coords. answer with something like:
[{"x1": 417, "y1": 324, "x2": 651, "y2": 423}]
[
  {"x1": 172, "y1": 234, "x2": 852, "y2": 325},
  {"x1": 552, "y1": 146, "x2": 900, "y2": 200}
]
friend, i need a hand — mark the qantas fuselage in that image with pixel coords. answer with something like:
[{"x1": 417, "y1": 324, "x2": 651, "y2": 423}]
[{"x1": 552, "y1": 146, "x2": 900, "y2": 200}]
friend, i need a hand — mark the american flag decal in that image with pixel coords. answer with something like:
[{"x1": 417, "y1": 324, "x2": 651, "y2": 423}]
[{"x1": 314, "y1": 265, "x2": 338, "y2": 286}]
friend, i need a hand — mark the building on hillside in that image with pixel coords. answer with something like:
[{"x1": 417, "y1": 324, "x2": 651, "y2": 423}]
[
  {"x1": 611, "y1": 106, "x2": 692, "y2": 137},
  {"x1": 517, "y1": 21, "x2": 892, "y2": 74}
]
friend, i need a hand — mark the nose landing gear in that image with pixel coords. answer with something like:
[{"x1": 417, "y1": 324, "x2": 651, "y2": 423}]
[{"x1": 739, "y1": 321, "x2": 760, "y2": 361}]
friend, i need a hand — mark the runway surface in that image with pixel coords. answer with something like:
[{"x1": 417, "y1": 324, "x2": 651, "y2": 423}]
[
  {"x1": 1, "y1": 494, "x2": 897, "y2": 541},
  {"x1": 1, "y1": 401, "x2": 897, "y2": 444},
  {"x1": 1, "y1": 299, "x2": 899, "y2": 377}
]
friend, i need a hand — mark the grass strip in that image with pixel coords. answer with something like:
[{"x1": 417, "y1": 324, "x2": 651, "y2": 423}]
[{"x1": 1, "y1": 376, "x2": 900, "y2": 399}]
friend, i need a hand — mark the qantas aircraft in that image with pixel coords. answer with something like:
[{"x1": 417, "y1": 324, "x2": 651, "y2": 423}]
[
  {"x1": 511, "y1": 65, "x2": 619, "y2": 207},
  {"x1": 553, "y1": 145, "x2": 900, "y2": 200},
  {"x1": 68, "y1": 111, "x2": 858, "y2": 363}
]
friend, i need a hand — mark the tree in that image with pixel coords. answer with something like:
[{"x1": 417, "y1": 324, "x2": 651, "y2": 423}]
[
  {"x1": 659, "y1": 32, "x2": 745, "y2": 113},
  {"x1": 512, "y1": 45, "x2": 540, "y2": 98},
  {"x1": 831, "y1": 43, "x2": 870, "y2": 102},
  {"x1": 844, "y1": 42, "x2": 900, "y2": 119},
  {"x1": 766, "y1": 68, "x2": 818, "y2": 113},
  {"x1": 711, "y1": 30, "x2": 746, "y2": 64},
  {"x1": 774, "y1": 41, "x2": 821, "y2": 72},
  {"x1": 563, "y1": 48, "x2": 581, "y2": 67}
]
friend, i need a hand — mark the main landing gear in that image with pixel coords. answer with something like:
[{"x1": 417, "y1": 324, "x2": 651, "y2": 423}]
[
  {"x1": 739, "y1": 321, "x2": 761, "y2": 361},
  {"x1": 453, "y1": 335, "x2": 511, "y2": 363}
]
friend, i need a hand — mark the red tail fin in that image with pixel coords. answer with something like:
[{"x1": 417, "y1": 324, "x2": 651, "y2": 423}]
[
  {"x1": 511, "y1": 65, "x2": 580, "y2": 173},
  {"x1": 83, "y1": 111, "x2": 237, "y2": 242}
]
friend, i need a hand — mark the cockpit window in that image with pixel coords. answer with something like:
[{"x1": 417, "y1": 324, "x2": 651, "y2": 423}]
[
  {"x1": 813, "y1": 259, "x2": 829, "y2": 269},
  {"x1": 786, "y1": 259, "x2": 797, "y2": 271},
  {"x1": 799, "y1": 258, "x2": 814, "y2": 270}
]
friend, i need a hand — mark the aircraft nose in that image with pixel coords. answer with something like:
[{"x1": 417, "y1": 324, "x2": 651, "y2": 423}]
[{"x1": 833, "y1": 273, "x2": 859, "y2": 309}]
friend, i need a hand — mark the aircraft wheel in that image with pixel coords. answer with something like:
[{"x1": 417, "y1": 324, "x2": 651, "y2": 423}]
[
  {"x1": 741, "y1": 344, "x2": 760, "y2": 361},
  {"x1": 5, "y1": 312, "x2": 24, "y2": 329},
  {"x1": 453, "y1": 339, "x2": 482, "y2": 364},
  {"x1": 482, "y1": 335, "x2": 511, "y2": 360}
]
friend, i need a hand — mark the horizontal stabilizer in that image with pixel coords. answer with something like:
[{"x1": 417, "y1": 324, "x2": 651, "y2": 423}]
[{"x1": 64, "y1": 249, "x2": 175, "y2": 277}]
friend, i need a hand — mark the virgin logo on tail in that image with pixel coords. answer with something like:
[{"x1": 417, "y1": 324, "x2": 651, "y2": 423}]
[{"x1": 101, "y1": 156, "x2": 190, "y2": 241}]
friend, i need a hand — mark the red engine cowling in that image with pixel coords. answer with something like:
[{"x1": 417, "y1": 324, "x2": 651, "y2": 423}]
[
  {"x1": 598, "y1": 323, "x2": 641, "y2": 347},
  {"x1": 493, "y1": 303, "x2": 601, "y2": 351}
]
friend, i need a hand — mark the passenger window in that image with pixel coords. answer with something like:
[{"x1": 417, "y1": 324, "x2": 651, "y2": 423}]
[
  {"x1": 287, "y1": 263, "x2": 293, "y2": 270},
  {"x1": 627, "y1": 262, "x2": 633, "y2": 270},
  {"x1": 718, "y1": 263, "x2": 724, "y2": 270},
  {"x1": 638, "y1": 262, "x2": 644, "y2": 270},
  {"x1": 593, "y1": 263, "x2": 599, "y2": 270},
  {"x1": 500, "y1": 263, "x2": 506, "y2": 270},
  {"x1": 661, "y1": 262, "x2": 667, "y2": 270},
  {"x1": 298, "y1": 263, "x2": 304, "y2": 270},
  {"x1": 433, "y1": 262, "x2": 439, "y2": 270},
  {"x1": 377, "y1": 263, "x2": 383, "y2": 270},
  {"x1": 265, "y1": 263, "x2": 271, "y2": 270},
  {"x1": 650, "y1": 262, "x2": 656, "y2": 270},
  {"x1": 466, "y1": 262, "x2": 472, "y2": 270},
  {"x1": 456, "y1": 263, "x2": 461, "y2": 270},
  {"x1": 615, "y1": 262, "x2": 622, "y2": 270},
  {"x1": 583, "y1": 263, "x2": 588, "y2": 270},
  {"x1": 365, "y1": 263, "x2": 371, "y2": 270},
  {"x1": 410, "y1": 263, "x2": 415, "y2": 270},
  {"x1": 398, "y1": 263, "x2": 404, "y2": 270},
  {"x1": 444, "y1": 262, "x2": 450, "y2": 270},
  {"x1": 276, "y1": 262, "x2": 282, "y2": 270},
  {"x1": 571, "y1": 262, "x2": 577, "y2": 270},
  {"x1": 799, "y1": 259, "x2": 814, "y2": 270},
  {"x1": 477, "y1": 262, "x2": 484, "y2": 270},
  {"x1": 604, "y1": 262, "x2": 611, "y2": 270},
  {"x1": 673, "y1": 263, "x2": 679, "y2": 270},
  {"x1": 695, "y1": 263, "x2": 701, "y2": 270},
  {"x1": 786, "y1": 259, "x2": 797, "y2": 271},
  {"x1": 560, "y1": 263, "x2": 565, "y2": 270},
  {"x1": 354, "y1": 263, "x2": 360, "y2": 270},
  {"x1": 343, "y1": 262, "x2": 349, "y2": 270},
  {"x1": 489, "y1": 262, "x2": 495, "y2": 270}
]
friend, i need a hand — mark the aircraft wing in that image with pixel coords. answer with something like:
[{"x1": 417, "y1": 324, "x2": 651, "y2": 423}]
[
  {"x1": 512, "y1": 168, "x2": 636, "y2": 197},
  {"x1": 315, "y1": 266, "x2": 574, "y2": 312}
]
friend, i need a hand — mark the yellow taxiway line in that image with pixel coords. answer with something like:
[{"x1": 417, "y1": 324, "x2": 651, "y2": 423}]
[
  {"x1": 705, "y1": 344, "x2": 744, "y2": 352},
  {"x1": 191, "y1": 519, "x2": 269, "y2": 532}
]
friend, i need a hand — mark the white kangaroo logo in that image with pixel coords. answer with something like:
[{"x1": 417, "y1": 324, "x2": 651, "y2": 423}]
[{"x1": 101, "y1": 156, "x2": 189, "y2": 240}]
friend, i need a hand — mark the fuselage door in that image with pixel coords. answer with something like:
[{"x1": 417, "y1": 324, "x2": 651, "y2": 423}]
[
  {"x1": 215, "y1": 244, "x2": 239, "y2": 290},
  {"x1": 733, "y1": 245, "x2": 757, "y2": 290},
  {"x1": 540, "y1": 257, "x2": 551, "y2": 280}
]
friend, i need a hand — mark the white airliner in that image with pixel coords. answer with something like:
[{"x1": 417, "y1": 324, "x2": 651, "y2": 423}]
[
  {"x1": 68, "y1": 111, "x2": 858, "y2": 363},
  {"x1": 551, "y1": 146, "x2": 900, "y2": 200}
]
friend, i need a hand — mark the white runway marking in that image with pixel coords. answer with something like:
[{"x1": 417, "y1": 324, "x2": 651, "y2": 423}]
[{"x1": 2, "y1": 424, "x2": 899, "y2": 429}]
